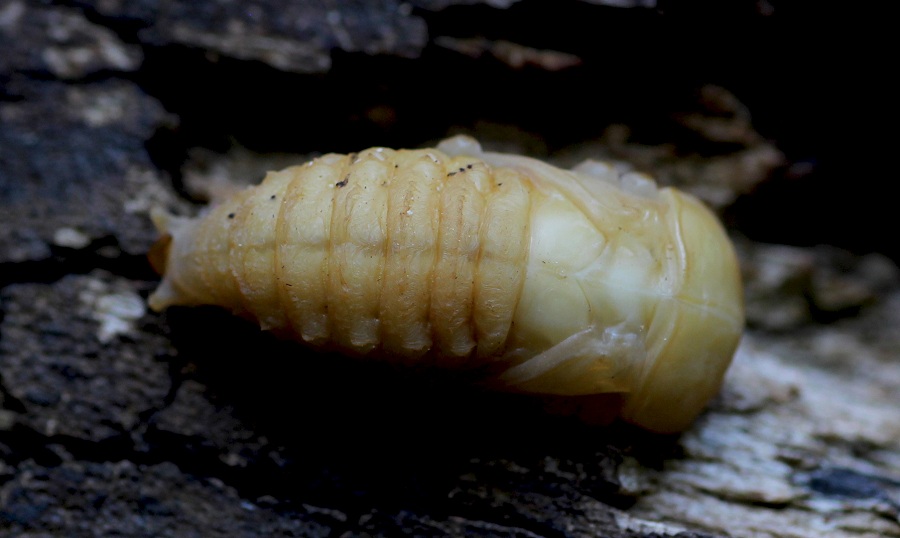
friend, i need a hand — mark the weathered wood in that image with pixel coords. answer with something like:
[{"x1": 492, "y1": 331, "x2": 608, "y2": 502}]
[{"x1": 1, "y1": 1, "x2": 897, "y2": 536}]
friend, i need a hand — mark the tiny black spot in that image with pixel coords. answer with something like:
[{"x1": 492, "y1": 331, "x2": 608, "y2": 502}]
[
  {"x1": 394, "y1": 164, "x2": 399, "y2": 168},
  {"x1": 459, "y1": 167, "x2": 465, "y2": 172},
  {"x1": 497, "y1": 183, "x2": 503, "y2": 186},
  {"x1": 336, "y1": 175, "x2": 349, "y2": 188},
  {"x1": 447, "y1": 171, "x2": 457, "y2": 177},
  {"x1": 467, "y1": 164, "x2": 473, "y2": 169},
  {"x1": 227, "y1": 213, "x2": 235, "y2": 219},
  {"x1": 270, "y1": 194, "x2": 276, "y2": 200}
]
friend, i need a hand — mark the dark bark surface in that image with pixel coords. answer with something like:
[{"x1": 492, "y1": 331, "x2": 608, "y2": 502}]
[{"x1": 1, "y1": 1, "x2": 897, "y2": 537}]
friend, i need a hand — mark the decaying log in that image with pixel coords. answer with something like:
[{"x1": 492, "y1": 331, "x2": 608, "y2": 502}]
[{"x1": 1, "y1": 1, "x2": 896, "y2": 536}]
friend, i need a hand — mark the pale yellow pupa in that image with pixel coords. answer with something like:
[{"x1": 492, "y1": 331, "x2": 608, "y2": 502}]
[{"x1": 148, "y1": 136, "x2": 744, "y2": 433}]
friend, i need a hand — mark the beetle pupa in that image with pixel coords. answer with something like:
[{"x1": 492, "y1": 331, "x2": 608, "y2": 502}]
[{"x1": 148, "y1": 136, "x2": 744, "y2": 433}]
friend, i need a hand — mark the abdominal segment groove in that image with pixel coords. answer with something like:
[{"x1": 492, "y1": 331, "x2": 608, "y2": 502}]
[{"x1": 219, "y1": 147, "x2": 531, "y2": 362}]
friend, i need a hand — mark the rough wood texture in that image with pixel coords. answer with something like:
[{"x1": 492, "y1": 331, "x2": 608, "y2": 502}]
[{"x1": 1, "y1": 1, "x2": 896, "y2": 536}]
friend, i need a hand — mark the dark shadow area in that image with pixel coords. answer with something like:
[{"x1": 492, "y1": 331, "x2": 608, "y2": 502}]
[{"x1": 148, "y1": 306, "x2": 660, "y2": 517}]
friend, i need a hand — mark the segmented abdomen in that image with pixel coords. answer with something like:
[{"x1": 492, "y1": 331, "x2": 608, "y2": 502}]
[{"x1": 157, "y1": 146, "x2": 532, "y2": 364}]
